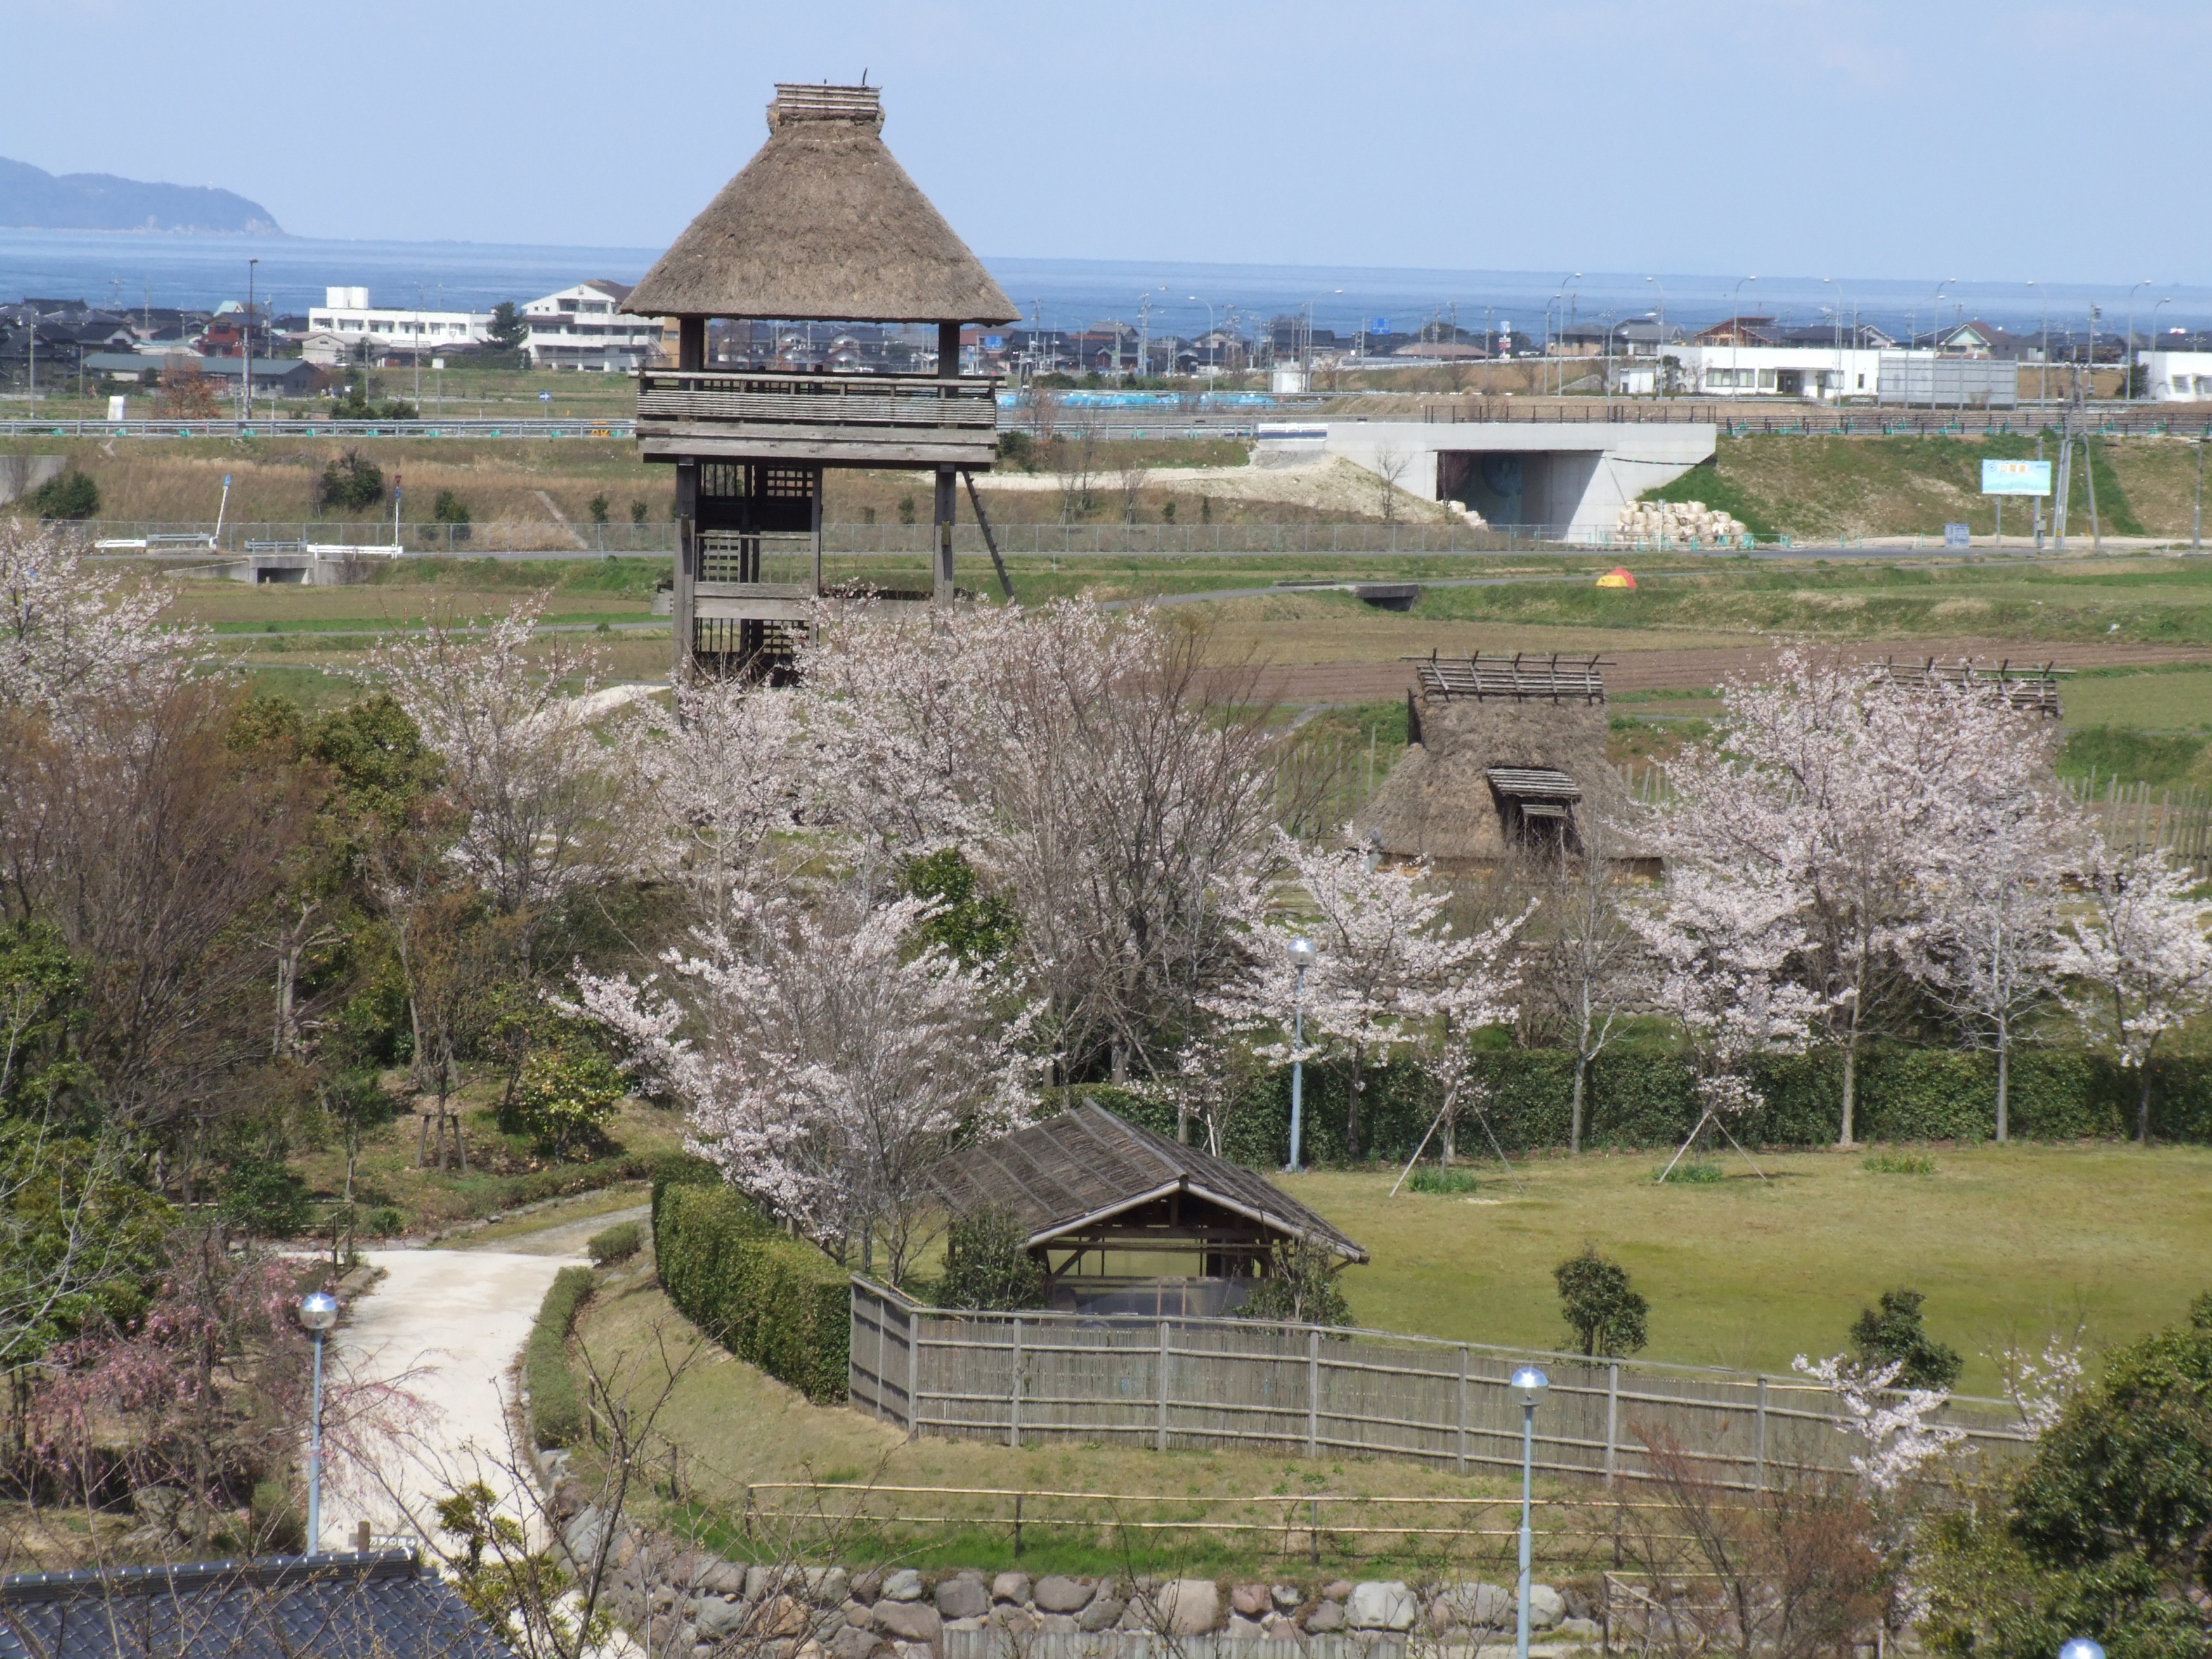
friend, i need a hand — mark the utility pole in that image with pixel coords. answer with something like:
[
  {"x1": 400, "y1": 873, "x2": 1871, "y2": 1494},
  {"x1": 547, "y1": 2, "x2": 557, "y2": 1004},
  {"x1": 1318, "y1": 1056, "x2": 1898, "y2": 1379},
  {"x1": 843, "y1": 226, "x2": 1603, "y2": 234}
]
[
  {"x1": 2193, "y1": 439, "x2": 2203, "y2": 552},
  {"x1": 245, "y1": 258, "x2": 258, "y2": 419}
]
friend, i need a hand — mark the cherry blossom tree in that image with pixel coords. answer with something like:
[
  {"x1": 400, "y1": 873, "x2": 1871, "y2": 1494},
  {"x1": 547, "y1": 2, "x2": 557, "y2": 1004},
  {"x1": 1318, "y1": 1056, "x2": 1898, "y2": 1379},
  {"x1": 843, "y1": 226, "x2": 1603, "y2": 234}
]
[
  {"x1": 0, "y1": 520, "x2": 203, "y2": 719},
  {"x1": 573, "y1": 886, "x2": 1033, "y2": 1281},
  {"x1": 1220, "y1": 833, "x2": 1528, "y2": 1160},
  {"x1": 795, "y1": 597, "x2": 1282, "y2": 1083},
  {"x1": 1657, "y1": 650, "x2": 2055, "y2": 1145},
  {"x1": 1519, "y1": 814, "x2": 1651, "y2": 1153},
  {"x1": 1790, "y1": 1351, "x2": 1968, "y2": 1495},
  {"x1": 370, "y1": 594, "x2": 635, "y2": 928},
  {"x1": 2054, "y1": 842, "x2": 2212, "y2": 1143},
  {"x1": 631, "y1": 673, "x2": 808, "y2": 908},
  {"x1": 1623, "y1": 864, "x2": 1821, "y2": 1177},
  {"x1": 1911, "y1": 767, "x2": 2078, "y2": 1142}
]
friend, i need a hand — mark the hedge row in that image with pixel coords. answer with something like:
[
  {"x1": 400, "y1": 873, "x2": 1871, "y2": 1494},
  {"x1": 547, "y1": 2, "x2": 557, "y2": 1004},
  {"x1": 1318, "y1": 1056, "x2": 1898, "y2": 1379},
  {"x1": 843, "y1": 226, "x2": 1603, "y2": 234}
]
[
  {"x1": 1085, "y1": 1043, "x2": 2212, "y2": 1166},
  {"x1": 525, "y1": 1265, "x2": 596, "y2": 1448},
  {"x1": 653, "y1": 1181, "x2": 849, "y2": 1403}
]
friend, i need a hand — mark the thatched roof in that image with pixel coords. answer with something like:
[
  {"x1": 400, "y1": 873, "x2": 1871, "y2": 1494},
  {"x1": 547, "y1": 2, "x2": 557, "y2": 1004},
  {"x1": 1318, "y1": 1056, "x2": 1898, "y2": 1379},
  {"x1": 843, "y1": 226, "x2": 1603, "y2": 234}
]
[
  {"x1": 622, "y1": 84, "x2": 1017, "y2": 325},
  {"x1": 928, "y1": 1103, "x2": 1368, "y2": 1263}
]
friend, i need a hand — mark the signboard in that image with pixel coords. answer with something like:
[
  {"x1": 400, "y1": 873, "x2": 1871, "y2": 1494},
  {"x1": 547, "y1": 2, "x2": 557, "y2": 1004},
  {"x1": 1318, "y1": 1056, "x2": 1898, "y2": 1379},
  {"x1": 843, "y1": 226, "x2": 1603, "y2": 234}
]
[
  {"x1": 539, "y1": 391, "x2": 552, "y2": 403},
  {"x1": 982, "y1": 335, "x2": 1003, "y2": 351},
  {"x1": 1944, "y1": 522, "x2": 1971, "y2": 548},
  {"x1": 107, "y1": 395, "x2": 127, "y2": 421},
  {"x1": 1372, "y1": 318, "x2": 1390, "y2": 334},
  {"x1": 1982, "y1": 459, "x2": 2052, "y2": 496}
]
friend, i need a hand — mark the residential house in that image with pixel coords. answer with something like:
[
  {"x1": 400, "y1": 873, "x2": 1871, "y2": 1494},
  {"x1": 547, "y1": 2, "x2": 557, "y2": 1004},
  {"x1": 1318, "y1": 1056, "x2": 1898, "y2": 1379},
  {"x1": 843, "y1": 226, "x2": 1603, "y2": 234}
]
[
  {"x1": 1941, "y1": 320, "x2": 2037, "y2": 361},
  {"x1": 2140, "y1": 349, "x2": 2212, "y2": 402},
  {"x1": 523, "y1": 279, "x2": 660, "y2": 370}
]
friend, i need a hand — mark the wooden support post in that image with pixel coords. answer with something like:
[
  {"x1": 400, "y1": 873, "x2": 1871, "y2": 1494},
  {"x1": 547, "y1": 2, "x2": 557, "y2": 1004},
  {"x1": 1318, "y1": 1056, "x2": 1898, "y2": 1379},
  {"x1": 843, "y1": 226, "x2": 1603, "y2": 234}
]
[
  {"x1": 1008, "y1": 1317, "x2": 1022, "y2": 1448},
  {"x1": 810, "y1": 464, "x2": 824, "y2": 601},
  {"x1": 1307, "y1": 1327, "x2": 1320, "y2": 1457},
  {"x1": 1155, "y1": 1320, "x2": 1169, "y2": 1452},
  {"x1": 1605, "y1": 1362, "x2": 1620, "y2": 1487},
  {"x1": 1456, "y1": 1345, "x2": 1468, "y2": 1473},
  {"x1": 1755, "y1": 1374, "x2": 1768, "y2": 1492},
  {"x1": 935, "y1": 320, "x2": 960, "y2": 605},
  {"x1": 673, "y1": 459, "x2": 699, "y2": 680},
  {"x1": 906, "y1": 1301, "x2": 920, "y2": 1440}
]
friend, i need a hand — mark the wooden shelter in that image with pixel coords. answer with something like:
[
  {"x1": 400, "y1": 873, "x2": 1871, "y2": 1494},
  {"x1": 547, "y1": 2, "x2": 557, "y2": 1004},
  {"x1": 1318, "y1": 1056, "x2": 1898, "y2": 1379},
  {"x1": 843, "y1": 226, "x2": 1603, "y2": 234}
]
[
  {"x1": 1354, "y1": 651, "x2": 1651, "y2": 869},
  {"x1": 928, "y1": 1103, "x2": 1367, "y2": 1317},
  {"x1": 622, "y1": 82, "x2": 1018, "y2": 676}
]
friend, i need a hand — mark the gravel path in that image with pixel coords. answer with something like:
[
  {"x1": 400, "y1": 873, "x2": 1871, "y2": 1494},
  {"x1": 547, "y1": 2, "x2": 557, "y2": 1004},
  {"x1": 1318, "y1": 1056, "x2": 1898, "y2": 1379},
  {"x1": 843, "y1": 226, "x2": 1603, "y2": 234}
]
[{"x1": 322, "y1": 1245, "x2": 584, "y2": 1554}]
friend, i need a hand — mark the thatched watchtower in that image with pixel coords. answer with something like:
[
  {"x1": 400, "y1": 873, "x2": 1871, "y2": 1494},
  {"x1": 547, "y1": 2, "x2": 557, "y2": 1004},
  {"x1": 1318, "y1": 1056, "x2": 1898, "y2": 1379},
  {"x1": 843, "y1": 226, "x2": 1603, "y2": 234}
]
[
  {"x1": 1353, "y1": 652, "x2": 1650, "y2": 870},
  {"x1": 622, "y1": 82, "x2": 1018, "y2": 676}
]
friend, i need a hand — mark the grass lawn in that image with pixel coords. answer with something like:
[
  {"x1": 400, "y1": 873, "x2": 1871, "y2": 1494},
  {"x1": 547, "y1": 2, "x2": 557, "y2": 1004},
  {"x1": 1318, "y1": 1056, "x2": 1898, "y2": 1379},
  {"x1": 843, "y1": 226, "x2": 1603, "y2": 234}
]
[{"x1": 1285, "y1": 1146, "x2": 2212, "y2": 1395}]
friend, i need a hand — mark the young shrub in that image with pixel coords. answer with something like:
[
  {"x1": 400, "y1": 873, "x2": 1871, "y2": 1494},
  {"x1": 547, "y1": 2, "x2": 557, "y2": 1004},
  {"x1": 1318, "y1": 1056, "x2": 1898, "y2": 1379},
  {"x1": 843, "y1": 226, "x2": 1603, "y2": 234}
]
[
  {"x1": 629, "y1": 500, "x2": 647, "y2": 524},
  {"x1": 1848, "y1": 1287, "x2": 1962, "y2": 1389},
  {"x1": 218, "y1": 1157, "x2": 315, "y2": 1240},
  {"x1": 504, "y1": 1044, "x2": 625, "y2": 1159},
  {"x1": 1556, "y1": 1244, "x2": 1650, "y2": 1358},
  {"x1": 249, "y1": 1478, "x2": 306, "y2": 1554},
  {"x1": 935, "y1": 1206, "x2": 1044, "y2": 1310},
  {"x1": 586, "y1": 1220, "x2": 642, "y2": 1267},
  {"x1": 1235, "y1": 1236, "x2": 1353, "y2": 1327},
  {"x1": 315, "y1": 449, "x2": 385, "y2": 512},
  {"x1": 27, "y1": 470, "x2": 100, "y2": 521},
  {"x1": 1657, "y1": 1160, "x2": 1725, "y2": 1184},
  {"x1": 587, "y1": 494, "x2": 609, "y2": 524},
  {"x1": 1407, "y1": 1164, "x2": 1478, "y2": 1195},
  {"x1": 1863, "y1": 1150, "x2": 1935, "y2": 1175},
  {"x1": 431, "y1": 488, "x2": 471, "y2": 526}
]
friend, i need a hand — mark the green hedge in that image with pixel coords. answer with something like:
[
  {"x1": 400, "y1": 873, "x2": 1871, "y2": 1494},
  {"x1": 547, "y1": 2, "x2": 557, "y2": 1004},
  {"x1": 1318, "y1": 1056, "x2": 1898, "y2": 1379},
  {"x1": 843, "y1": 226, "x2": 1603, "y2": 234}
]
[
  {"x1": 653, "y1": 1183, "x2": 849, "y2": 1403},
  {"x1": 526, "y1": 1265, "x2": 595, "y2": 1448},
  {"x1": 1063, "y1": 1044, "x2": 2211, "y2": 1166}
]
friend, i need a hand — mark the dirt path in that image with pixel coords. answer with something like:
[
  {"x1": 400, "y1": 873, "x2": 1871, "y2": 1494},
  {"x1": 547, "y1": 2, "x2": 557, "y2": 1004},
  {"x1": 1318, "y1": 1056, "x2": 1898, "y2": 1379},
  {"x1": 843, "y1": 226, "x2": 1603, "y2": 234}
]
[
  {"x1": 323, "y1": 1246, "x2": 583, "y2": 1554},
  {"x1": 1246, "y1": 636, "x2": 2212, "y2": 703}
]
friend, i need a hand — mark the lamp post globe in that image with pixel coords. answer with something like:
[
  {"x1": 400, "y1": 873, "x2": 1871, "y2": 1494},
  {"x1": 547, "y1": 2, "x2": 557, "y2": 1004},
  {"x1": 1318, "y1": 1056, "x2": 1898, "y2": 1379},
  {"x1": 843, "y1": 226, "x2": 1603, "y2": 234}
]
[
  {"x1": 2059, "y1": 1642, "x2": 2105, "y2": 1659},
  {"x1": 1286, "y1": 938, "x2": 1318, "y2": 1173},
  {"x1": 299, "y1": 1291, "x2": 339, "y2": 1553},
  {"x1": 1512, "y1": 1366, "x2": 1548, "y2": 1659}
]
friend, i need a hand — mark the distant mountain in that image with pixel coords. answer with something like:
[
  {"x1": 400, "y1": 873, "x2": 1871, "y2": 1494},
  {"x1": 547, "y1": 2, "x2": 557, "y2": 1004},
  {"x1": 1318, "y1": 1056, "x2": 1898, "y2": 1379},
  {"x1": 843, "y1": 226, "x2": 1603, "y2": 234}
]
[{"x1": 0, "y1": 156, "x2": 281, "y2": 233}]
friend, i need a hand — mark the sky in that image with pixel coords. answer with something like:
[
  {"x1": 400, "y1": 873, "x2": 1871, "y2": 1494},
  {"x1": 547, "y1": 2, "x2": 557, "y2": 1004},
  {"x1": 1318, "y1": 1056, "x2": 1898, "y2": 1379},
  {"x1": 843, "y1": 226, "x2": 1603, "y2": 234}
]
[{"x1": 6, "y1": 0, "x2": 2208, "y2": 290}]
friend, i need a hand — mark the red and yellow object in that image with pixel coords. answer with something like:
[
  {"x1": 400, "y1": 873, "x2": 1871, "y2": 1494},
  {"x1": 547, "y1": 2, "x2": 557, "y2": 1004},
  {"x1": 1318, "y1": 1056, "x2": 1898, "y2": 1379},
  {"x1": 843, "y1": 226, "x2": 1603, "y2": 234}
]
[{"x1": 1596, "y1": 567, "x2": 1637, "y2": 589}]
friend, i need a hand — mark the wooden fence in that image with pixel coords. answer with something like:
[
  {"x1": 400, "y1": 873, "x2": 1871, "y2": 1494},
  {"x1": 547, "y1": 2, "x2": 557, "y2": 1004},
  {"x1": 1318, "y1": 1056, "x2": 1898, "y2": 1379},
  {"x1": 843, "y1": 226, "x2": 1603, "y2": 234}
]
[{"x1": 849, "y1": 1281, "x2": 2030, "y2": 1493}]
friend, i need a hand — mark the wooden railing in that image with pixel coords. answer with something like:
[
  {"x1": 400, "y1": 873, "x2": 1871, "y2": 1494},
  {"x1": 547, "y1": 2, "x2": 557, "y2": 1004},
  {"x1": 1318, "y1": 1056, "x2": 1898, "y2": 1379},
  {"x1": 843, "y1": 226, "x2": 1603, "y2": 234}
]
[
  {"x1": 637, "y1": 368, "x2": 999, "y2": 430},
  {"x1": 1407, "y1": 651, "x2": 1610, "y2": 704}
]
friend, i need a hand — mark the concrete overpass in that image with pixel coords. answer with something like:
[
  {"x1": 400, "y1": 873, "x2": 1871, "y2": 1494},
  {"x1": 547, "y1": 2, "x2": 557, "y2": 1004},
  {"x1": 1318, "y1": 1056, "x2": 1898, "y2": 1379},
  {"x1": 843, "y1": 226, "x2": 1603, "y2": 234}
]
[{"x1": 1258, "y1": 419, "x2": 1717, "y2": 543}]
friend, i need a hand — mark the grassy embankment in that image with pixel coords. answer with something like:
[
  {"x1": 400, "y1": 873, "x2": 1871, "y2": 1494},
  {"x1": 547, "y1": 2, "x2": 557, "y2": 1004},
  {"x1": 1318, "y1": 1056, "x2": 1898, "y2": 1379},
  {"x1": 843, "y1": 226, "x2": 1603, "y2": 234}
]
[{"x1": 566, "y1": 1143, "x2": 2212, "y2": 1575}]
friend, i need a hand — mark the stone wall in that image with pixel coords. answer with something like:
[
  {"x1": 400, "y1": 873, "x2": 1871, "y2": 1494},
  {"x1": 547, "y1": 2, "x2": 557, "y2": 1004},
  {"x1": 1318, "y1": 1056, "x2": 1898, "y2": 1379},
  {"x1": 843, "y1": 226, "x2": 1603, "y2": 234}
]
[{"x1": 540, "y1": 1471, "x2": 1601, "y2": 1659}]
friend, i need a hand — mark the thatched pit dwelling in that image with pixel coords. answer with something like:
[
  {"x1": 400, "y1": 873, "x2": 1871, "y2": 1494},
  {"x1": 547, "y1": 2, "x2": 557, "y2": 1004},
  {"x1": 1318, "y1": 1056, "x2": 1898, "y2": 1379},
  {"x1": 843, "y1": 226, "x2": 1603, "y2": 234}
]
[
  {"x1": 928, "y1": 1103, "x2": 1367, "y2": 1317},
  {"x1": 621, "y1": 82, "x2": 1018, "y2": 677},
  {"x1": 1351, "y1": 652, "x2": 1651, "y2": 870}
]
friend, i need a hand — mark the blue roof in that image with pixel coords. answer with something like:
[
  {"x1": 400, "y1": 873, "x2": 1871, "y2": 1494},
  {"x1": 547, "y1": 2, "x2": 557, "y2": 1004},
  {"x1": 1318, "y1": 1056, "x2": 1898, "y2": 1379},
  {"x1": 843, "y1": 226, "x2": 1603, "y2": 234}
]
[{"x1": 0, "y1": 1551, "x2": 514, "y2": 1659}]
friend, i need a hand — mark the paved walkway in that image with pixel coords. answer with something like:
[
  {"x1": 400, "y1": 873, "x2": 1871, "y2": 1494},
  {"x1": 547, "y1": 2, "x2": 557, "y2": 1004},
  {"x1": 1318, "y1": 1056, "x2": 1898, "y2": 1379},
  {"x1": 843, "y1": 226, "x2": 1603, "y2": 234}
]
[{"x1": 320, "y1": 1246, "x2": 583, "y2": 1555}]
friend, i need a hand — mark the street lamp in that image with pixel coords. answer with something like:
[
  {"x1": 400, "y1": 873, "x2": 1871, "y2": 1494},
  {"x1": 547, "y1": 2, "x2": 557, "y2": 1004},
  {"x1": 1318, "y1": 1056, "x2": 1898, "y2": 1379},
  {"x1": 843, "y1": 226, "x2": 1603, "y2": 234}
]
[
  {"x1": 1285, "y1": 937, "x2": 1317, "y2": 1171},
  {"x1": 1929, "y1": 276, "x2": 1959, "y2": 409},
  {"x1": 299, "y1": 1290, "x2": 339, "y2": 1553},
  {"x1": 1301, "y1": 290, "x2": 1341, "y2": 383},
  {"x1": 2057, "y1": 1641, "x2": 2104, "y2": 1659},
  {"x1": 1729, "y1": 275, "x2": 1756, "y2": 403},
  {"x1": 1512, "y1": 1365, "x2": 1549, "y2": 1659},
  {"x1": 1189, "y1": 296, "x2": 1215, "y2": 376},
  {"x1": 2124, "y1": 280, "x2": 2154, "y2": 401}
]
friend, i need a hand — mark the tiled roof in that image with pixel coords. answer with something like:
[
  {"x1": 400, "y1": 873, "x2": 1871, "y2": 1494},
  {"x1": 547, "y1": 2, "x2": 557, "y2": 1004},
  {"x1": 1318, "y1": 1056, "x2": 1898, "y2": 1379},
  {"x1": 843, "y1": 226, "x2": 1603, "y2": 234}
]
[{"x1": 0, "y1": 1551, "x2": 512, "y2": 1659}]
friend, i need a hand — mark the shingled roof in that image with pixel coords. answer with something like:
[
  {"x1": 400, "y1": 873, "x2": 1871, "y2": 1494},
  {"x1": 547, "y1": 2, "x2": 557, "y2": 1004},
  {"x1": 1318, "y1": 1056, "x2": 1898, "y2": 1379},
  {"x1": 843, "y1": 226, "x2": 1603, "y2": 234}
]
[
  {"x1": 0, "y1": 1552, "x2": 511, "y2": 1659},
  {"x1": 929, "y1": 1102, "x2": 1368, "y2": 1263},
  {"x1": 622, "y1": 83, "x2": 1017, "y2": 326}
]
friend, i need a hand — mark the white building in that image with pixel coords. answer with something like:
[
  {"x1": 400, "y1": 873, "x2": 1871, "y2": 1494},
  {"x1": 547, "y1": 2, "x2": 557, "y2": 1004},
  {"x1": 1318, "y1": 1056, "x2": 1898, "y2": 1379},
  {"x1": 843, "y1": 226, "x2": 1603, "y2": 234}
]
[
  {"x1": 304, "y1": 288, "x2": 493, "y2": 357},
  {"x1": 2140, "y1": 350, "x2": 2212, "y2": 402},
  {"x1": 523, "y1": 280, "x2": 661, "y2": 370},
  {"x1": 1645, "y1": 343, "x2": 1888, "y2": 401}
]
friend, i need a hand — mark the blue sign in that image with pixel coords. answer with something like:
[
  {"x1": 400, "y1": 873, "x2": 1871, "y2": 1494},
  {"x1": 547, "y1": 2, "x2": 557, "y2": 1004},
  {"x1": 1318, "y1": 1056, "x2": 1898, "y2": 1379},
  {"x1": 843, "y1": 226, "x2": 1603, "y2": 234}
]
[
  {"x1": 539, "y1": 391, "x2": 552, "y2": 402},
  {"x1": 982, "y1": 335, "x2": 1003, "y2": 351},
  {"x1": 1372, "y1": 318, "x2": 1390, "y2": 334},
  {"x1": 1981, "y1": 459, "x2": 2052, "y2": 496},
  {"x1": 1944, "y1": 522, "x2": 1971, "y2": 547}
]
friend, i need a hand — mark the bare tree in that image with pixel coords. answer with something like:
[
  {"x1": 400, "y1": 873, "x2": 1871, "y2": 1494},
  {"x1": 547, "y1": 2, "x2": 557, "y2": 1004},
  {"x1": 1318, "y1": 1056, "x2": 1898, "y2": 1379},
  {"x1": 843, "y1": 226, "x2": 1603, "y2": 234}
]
[
  {"x1": 1370, "y1": 447, "x2": 1412, "y2": 523},
  {"x1": 1115, "y1": 449, "x2": 1147, "y2": 524},
  {"x1": 1055, "y1": 420, "x2": 1100, "y2": 522}
]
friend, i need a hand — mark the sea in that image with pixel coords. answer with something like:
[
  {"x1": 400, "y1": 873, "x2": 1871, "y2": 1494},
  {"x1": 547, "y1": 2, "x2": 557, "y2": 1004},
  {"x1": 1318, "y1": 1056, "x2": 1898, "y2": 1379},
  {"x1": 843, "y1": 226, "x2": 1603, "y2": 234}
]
[{"x1": 4, "y1": 228, "x2": 2205, "y2": 344}]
